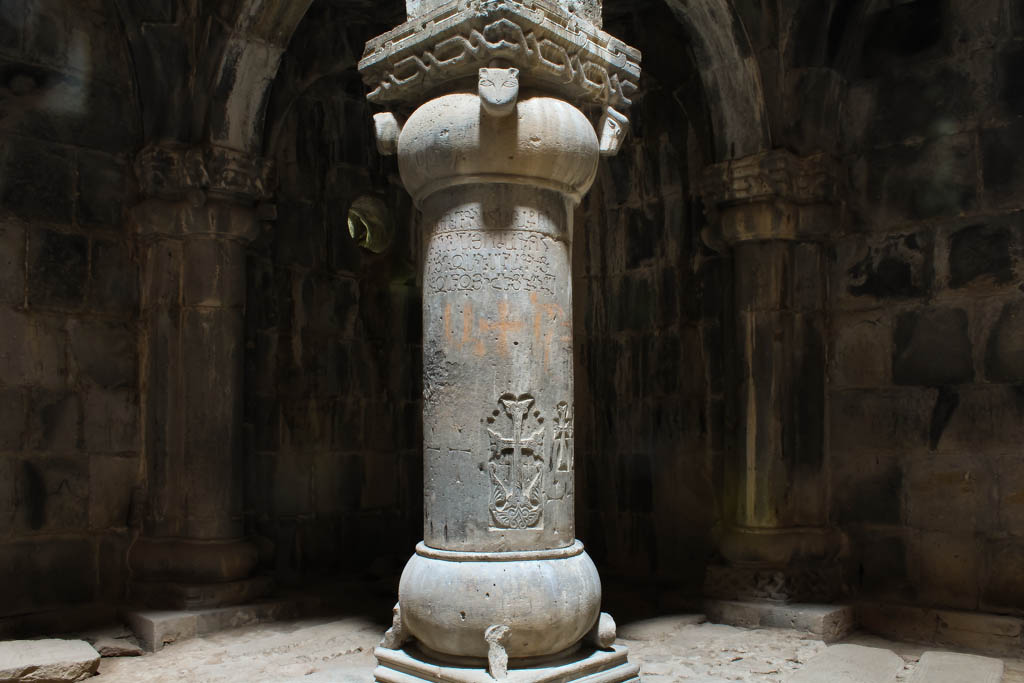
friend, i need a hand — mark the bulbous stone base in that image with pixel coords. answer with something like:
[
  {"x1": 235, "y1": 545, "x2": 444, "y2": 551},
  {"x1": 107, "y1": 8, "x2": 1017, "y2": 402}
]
[{"x1": 399, "y1": 541, "x2": 601, "y2": 659}]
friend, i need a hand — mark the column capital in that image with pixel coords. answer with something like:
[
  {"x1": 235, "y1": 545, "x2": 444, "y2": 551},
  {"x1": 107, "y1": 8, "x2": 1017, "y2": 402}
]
[
  {"x1": 134, "y1": 144, "x2": 275, "y2": 204},
  {"x1": 358, "y1": 0, "x2": 640, "y2": 126},
  {"x1": 700, "y1": 150, "x2": 845, "y2": 244}
]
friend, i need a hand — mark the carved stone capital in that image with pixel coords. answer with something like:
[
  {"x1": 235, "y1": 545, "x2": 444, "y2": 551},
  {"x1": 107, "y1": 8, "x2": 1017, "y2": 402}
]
[
  {"x1": 700, "y1": 150, "x2": 839, "y2": 207},
  {"x1": 700, "y1": 150, "x2": 844, "y2": 244},
  {"x1": 134, "y1": 144, "x2": 275, "y2": 203},
  {"x1": 358, "y1": 0, "x2": 640, "y2": 117}
]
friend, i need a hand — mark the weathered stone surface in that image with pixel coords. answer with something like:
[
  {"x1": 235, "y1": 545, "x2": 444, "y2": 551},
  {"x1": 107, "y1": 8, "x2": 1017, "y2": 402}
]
[
  {"x1": 375, "y1": 644, "x2": 639, "y2": 683},
  {"x1": 854, "y1": 135, "x2": 977, "y2": 226},
  {"x1": 704, "y1": 601, "x2": 855, "y2": 643},
  {"x1": 27, "y1": 391, "x2": 80, "y2": 452},
  {"x1": 124, "y1": 598, "x2": 303, "y2": 652},
  {"x1": 76, "y1": 151, "x2": 135, "y2": 229},
  {"x1": 948, "y1": 223, "x2": 1013, "y2": 288},
  {"x1": 893, "y1": 308, "x2": 973, "y2": 386},
  {"x1": 0, "y1": 387, "x2": 27, "y2": 451},
  {"x1": 82, "y1": 390, "x2": 138, "y2": 453},
  {"x1": 859, "y1": 603, "x2": 1024, "y2": 657},
  {"x1": 829, "y1": 388, "x2": 931, "y2": 455},
  {"x1": 905, "y1": 453, "x2": 993, "y2": 533},
  {"x1": 68, "y1": 321, "x2": 136, "y2": 389},
  {"x1": 0, "y1": 222, "x2": 25, "y2": 305},
  {"x1": 88, "y1": 455, "x2": 137, "y2": 529},
  {"x1": 907, "y1": 651, "x2": 1003, "y2": 683},
  {"x1": 91, "y1": 637, "x2": 142, "y2": 658},
  {"x1": 832, "y1": 452, "x2": 901, "y2": 525},
  {"x1": 829, "y1": 313, "x2": 891, "y2": 388},
  {"x1": 0, "y1": 639, "x2": 99, "y2": 681},
  {"x1": 27, "y1": 229, "x2": 88, "y2": 309},
  {"x1": 87, "y1": 240, "x2": 138, "y2": 317},
  {"x1": 0, "y1": 140, "x2": 74, "y2": 223},
  {"x1": 986, "y1": 300, "x2": 1024, "y2": 382},
  {"x1": 835, "y1": 232, "x2": 932, "y2": 304},
  {"x1": 787, "y1": 644, "x2": 902, "y2": 683},
  {"x1": 916, "y1": 531, "x2": 980, "y2": 609}
]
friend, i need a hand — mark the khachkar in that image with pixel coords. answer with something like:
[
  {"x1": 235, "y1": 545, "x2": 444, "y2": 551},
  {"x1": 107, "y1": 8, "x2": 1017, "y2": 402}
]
[{"x1": 359, "y1": 0, "x2": 641, "y2": 680}]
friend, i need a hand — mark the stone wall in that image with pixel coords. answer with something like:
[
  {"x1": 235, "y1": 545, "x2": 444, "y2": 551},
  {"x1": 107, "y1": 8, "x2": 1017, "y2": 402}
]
[
  {"x1": 0, "y1": 0, "x2": 141, "y2": 618},
  {"x1": 574, "y1": 0, "x2": 725, "y2": 593},
  {"x1": 245, "y1": 0, "x2": 421, "y2": 582},
  {"x1": 829, "y1": 0, "x2": 1024, "y2": 612}
]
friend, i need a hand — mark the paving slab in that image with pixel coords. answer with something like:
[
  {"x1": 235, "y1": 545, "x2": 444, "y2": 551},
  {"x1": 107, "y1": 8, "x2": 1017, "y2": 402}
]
[
  {"x1": 123, "y1": 597, "x2": 304, "y2": 651},
  {"x1": 907, "y1": 651, "x2": 1004, "y2": 683},
  {"x1": 0, "y1": 639, "x2": 100, "y2": 682},
  {"x1": 787, "y1": 644, "x2": 903, "y2": 683},
  {"x1": 707, "y1": 600, "x2": 856, "y2": 642}
]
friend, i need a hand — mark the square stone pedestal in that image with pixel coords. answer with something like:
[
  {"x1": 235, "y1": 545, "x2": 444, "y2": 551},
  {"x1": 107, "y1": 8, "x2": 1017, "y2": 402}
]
[
  {"x1": 130, "y1": 576, "x2": 273, "y2": 611},
  {"x1": 374, "y1": 644, "x2": 640, "y2": 683}
]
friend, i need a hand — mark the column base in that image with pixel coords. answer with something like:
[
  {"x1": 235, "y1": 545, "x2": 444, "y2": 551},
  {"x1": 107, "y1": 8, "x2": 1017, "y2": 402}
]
[
  {"x1": 373, "y1": 644, "x2": 640, "y2": 683},
  {"x1": 398, "y1": 541, "x2": 602, "y2": 659},
  {"x1": 704, "y1": 563, "x2": 843, "y2": 603},
  {"x1": 130, "y1": 576, "x2": 273, "y2": 610}
]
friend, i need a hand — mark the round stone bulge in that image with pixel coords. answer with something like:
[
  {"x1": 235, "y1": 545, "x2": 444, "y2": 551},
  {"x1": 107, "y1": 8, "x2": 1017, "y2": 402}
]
[
  {"x1": 395, "y1": 89, "x2": 603, "y2": 660},
  {"x1": 397, "y1": 92, "x2": 600, "y2": 205},
  {"x1": 400, "y1": 543, "x2": 602, "y2": 659}
]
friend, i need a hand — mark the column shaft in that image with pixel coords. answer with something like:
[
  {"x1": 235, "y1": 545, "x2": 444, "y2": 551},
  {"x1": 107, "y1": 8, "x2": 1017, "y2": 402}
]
[
  {"x1": 421, "y1": 185, "x2": 575, "y2": 553},
  {"x1": 128, "y1": 145, "x2": 270, "y2": 608},
  {"x1": 701, "y1": 151, "x2": 844, "y2": 602}
]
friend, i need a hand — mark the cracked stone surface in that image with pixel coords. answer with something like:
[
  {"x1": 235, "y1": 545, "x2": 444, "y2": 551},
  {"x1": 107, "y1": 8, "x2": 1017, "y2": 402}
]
[{"x1": 92, "y1": 614, "x2": 1024, "y2": 682}]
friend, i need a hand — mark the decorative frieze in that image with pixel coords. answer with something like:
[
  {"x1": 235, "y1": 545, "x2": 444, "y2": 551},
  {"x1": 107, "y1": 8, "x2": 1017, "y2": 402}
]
[
  {"x1": 134, "y1": 144, "x2": 274, "y2": 202},
  {"x1": 700, "y1": 149, "x2": 839, "y2": 208},
  {"x1": 359, "y1": 0, "x2": 640, "y2": 115},
  {"x1": 699, "y1": 150, "x2": 845, "y2": 244}
]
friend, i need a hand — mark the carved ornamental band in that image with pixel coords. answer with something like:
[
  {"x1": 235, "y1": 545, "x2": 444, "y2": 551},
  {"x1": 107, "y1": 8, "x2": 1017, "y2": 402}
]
[{"x1": 358, "y1": 0, "x2": 640, "y2": 115}]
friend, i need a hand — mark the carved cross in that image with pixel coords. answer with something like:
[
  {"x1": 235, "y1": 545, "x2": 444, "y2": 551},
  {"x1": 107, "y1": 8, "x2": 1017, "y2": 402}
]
[{"x1": 489, "y1": 396, "x2": 544, "y2": 490}]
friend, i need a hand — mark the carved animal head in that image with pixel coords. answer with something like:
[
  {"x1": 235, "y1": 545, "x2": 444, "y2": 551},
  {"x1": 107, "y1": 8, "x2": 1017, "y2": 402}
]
[
  {"x1": 598, "y1": 106, "x2": 630, "y2": 156},
  {"x1": 478, "y1": 67, "x2": 519, "y2": 118}
]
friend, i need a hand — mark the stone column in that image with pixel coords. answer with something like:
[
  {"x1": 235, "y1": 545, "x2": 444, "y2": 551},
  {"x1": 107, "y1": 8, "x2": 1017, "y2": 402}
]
[
  {"x1": 359, "y1": 1, "x2": 640, "y2": 680},
  {"x1": 701, "y1": 150, "x2": 846, "y2": 603},
  {"x1": 127, "y1": 144, "x2": 272, "y2": 609}
]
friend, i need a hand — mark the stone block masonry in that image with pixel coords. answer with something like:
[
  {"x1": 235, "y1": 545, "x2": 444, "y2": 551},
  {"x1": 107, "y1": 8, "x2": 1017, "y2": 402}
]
[
  {"x1": 0, "y1": 0, "x2": 143, "y2": 620},
  {"x1": 828, "y1": 0, "x2": 1024, "y2": 614}
]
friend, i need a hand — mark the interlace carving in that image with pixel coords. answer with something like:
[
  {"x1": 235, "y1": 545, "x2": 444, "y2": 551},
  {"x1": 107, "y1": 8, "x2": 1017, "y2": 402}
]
[
  {"x1": 359, "y1": 1, "x2": 640, "y2": 114},
  {"x1": 487, "y1": 394, "x2": 545, "y2": 529}
]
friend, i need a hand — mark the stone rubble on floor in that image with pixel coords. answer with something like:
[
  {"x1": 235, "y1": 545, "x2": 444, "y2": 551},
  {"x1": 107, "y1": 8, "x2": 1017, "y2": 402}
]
[{"x1": 0, "y1": 639, "x2": 100, "y2": 682}]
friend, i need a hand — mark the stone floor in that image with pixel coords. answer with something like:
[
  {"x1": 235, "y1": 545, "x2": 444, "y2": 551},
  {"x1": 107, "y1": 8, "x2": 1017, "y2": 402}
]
[{"x1": 91, "y1": 612, "x2": 1024, "y2": 682}]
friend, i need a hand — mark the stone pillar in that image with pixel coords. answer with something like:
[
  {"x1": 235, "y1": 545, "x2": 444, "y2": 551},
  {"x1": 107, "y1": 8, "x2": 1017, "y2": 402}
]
[
  {"x1": 701, "y1": 150, "x2": 846, "y2": 603},
  {"x1": 127, "y1": 144, "x2": 272, "y2": 609},
  {"x1": 359, "y1": 1, "x2": 641, "y2": 680}
]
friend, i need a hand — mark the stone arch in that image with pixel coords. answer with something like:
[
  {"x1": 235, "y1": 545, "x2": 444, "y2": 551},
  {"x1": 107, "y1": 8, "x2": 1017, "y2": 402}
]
[
  {"x1": 111, "y1": 0, "x2": 314, "y2": 152},
  {"x1": 205, "y1": 0, "x2": 316, "y2": 153},
  {"x1": 661, "y1": 0, "x2": 772, "y2": 161}
]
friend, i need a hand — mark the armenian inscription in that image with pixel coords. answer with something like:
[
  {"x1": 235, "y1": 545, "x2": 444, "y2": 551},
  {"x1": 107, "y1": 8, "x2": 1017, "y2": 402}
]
[{"x1": 425, "y1": 208, "x2": 560, "y2": 296}]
